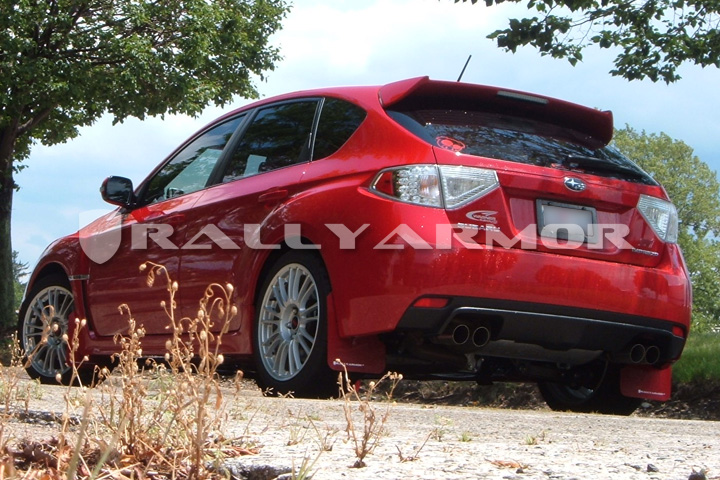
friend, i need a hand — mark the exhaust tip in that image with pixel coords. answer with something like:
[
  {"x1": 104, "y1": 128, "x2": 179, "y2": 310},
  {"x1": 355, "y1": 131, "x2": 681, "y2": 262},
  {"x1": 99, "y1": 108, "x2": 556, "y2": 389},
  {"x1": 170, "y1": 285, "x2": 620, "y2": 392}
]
[
  {"x1": 629, "y1": 344, "x2": 646, "y2": 364},
  {"x1": 452, "y1": 324, "x2": 470, "y2": 345},
  {"x1": 472, "y1": 326, "x2": 491, "y2": 348},
  {"x1": 645, "y1": 345, "x2": 661, "y2": 365}
]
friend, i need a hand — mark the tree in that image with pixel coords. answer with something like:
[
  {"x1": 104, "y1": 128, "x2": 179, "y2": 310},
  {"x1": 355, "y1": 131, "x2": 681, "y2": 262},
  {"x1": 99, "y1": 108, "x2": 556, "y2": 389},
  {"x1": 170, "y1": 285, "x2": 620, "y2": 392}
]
[
  {"x1": 612, "y1": 126, "x2": 720, "y2": 332},
  {"x1": 12, "y1": 250, "x2": 28, "y2": 313},
  {"x1": 0, "y1": 0, "x2": 288, "y2": 328},
  {"x1": 455, "y1": 0, "x2": 720, "y2": 83}
]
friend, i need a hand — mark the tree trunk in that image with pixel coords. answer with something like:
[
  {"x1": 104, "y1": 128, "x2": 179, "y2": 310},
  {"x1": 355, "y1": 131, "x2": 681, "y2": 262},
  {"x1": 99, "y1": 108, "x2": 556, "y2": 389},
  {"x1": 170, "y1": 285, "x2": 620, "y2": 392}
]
[{"x1": 0, "y1": 126, "x2": 18, "y2": 331}]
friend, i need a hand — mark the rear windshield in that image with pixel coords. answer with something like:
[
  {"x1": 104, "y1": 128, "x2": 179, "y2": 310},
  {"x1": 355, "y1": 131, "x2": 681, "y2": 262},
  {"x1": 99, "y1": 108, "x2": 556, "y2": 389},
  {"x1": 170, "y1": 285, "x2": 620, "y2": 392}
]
[{"x1": 387, "y1": 109, "x2": 656, "y2": 185}]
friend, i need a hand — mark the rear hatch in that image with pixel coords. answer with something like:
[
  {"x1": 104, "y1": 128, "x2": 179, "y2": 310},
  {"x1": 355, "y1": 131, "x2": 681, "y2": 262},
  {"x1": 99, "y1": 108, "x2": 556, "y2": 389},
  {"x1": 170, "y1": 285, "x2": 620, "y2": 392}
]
[{"x1": 380, "y1": 78, "x2": 677, "y2": 267}]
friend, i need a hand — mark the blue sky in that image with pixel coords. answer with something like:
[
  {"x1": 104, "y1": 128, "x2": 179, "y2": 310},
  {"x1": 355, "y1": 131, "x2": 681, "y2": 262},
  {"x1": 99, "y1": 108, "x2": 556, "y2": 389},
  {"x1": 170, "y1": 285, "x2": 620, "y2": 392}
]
[{"x1": 13, "y1": 0, "x2": 720, "y2": 268}]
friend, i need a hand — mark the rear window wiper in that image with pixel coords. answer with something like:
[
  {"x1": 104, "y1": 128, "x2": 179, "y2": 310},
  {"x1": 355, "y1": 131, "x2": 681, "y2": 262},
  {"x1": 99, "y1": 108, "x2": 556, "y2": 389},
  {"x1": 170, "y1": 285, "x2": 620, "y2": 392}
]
[{"x1": 562, "y1": 155, "x2": 652, "y2": 183}]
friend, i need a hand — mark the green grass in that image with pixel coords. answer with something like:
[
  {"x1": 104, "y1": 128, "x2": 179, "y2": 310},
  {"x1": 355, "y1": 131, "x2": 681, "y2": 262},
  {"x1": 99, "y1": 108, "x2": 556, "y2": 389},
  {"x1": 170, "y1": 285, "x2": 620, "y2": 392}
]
[{"x1": 673, "y1": 332, "x2": 720, "y2": 383}]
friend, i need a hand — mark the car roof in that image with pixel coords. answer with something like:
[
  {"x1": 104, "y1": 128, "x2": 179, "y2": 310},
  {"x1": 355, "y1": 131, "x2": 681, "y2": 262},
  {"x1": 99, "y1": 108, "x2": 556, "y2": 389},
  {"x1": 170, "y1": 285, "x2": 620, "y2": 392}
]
[{"x1": 213, "y1": 76, "x2": 615, "y2": 145}]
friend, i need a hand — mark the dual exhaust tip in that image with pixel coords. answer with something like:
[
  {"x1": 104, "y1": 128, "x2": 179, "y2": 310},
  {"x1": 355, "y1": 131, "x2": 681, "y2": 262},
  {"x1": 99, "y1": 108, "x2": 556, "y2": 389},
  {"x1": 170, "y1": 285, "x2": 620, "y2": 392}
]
[
  {"x1": 437, "y1": 324, "x2": 662, "y2": 365},
  {"x1": 438, "y1": 322, "x2": 491, "y2": 349},
  {"x1": 625, "y1": 343, "x2": 661, "y2": 365}
]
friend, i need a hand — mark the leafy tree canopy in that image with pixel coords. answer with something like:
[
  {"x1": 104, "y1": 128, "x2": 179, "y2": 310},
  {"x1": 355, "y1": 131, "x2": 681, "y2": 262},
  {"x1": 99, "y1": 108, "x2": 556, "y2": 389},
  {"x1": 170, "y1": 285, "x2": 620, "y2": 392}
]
[
  {"x1": 1, "y1": 0, "x2": 287, "y2": 163},
  {"x1": 456, "y1": 0, "x2": 720, "y2": 82},
  {"x1": 613, "y1": 127, "x2": 720, "y2": 331},
  {"x1": 0, "y1": 0, "x2": 288, "y2": 327}
]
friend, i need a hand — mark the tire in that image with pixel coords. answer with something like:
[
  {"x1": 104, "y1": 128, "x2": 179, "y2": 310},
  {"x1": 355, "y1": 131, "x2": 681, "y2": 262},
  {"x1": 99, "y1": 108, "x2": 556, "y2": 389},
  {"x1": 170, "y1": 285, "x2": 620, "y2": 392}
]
[
  {"x1": 18, "y1": 274, "x2": 104, "y2": 385},
  {"x1": 253, "y1": 252, "x2": 336, "y2": 398},
  {"x1": 538, "y1": 365, "x2": 642, "y2": 415}
]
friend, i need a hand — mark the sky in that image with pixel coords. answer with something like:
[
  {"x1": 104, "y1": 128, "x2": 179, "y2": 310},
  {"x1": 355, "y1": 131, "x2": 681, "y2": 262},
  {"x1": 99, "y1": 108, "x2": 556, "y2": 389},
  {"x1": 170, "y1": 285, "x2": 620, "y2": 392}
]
[{"x1": 12, "y1": 0, "x2": 720, "y2": 268}]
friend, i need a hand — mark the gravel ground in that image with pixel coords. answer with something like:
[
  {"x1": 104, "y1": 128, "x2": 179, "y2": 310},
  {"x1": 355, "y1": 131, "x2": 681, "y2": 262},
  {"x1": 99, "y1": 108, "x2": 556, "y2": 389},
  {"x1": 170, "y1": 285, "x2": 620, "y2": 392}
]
[
  {"x1": 3, "y1": 375, "x2": 719, "y2": 480},
  {"x1": 223, "y1": 397, "x2": 719, "y2": 480}
]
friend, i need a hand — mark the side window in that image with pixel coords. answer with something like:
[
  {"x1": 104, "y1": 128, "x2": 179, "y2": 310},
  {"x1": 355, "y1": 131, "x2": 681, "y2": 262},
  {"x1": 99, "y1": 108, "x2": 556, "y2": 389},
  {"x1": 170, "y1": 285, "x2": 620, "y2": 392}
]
[
  {"x1": 221, "y1": 101, "x2": 319, "y2": 183},
  {"x1": 142, "y1": 116, "x2": 244, "y2": 205},
  {"x1": 313, "y1": 98, "x2": 366, "y2": 160}
]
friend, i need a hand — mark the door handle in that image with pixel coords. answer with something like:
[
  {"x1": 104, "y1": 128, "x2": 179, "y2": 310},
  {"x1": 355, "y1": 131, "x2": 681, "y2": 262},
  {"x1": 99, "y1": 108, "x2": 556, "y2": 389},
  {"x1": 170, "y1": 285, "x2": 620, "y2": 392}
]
[{"x1": 258, "y1": 189, "x2": 288, "y2": 203}]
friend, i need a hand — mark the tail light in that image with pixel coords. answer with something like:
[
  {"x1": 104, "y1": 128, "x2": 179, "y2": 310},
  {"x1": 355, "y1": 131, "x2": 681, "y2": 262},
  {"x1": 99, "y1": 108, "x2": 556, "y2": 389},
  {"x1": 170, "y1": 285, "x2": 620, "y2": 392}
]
[
  {"x1": 371, "y1": 164, "x2": 499, "y2": 209},
  {"x1": 637, "y1": 195, "x2": 678, "y2": 243}
]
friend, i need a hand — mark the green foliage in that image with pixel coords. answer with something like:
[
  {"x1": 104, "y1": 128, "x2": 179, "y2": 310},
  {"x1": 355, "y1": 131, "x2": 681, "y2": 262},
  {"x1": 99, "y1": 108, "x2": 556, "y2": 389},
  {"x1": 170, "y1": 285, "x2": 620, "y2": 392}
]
[
  {"x1": 612, "y1": 127, "x2": 720, "y2": 332},
  {"x1": 13, "y1": 282, "x2": 24, "y2": 313},
  {"x1": 673, "y1": 332, "x2": 720, "y2": 383},
  {"x1": 455, "y1": 0, "x2": 720, "y2": 82},
  {"x1": 12, "y1": 250, "x2": 28, "y2": 312},
  {"x1": 0, "y1": 0, "x2": 288, "y2": 328},
  {"x1": 1, "y1": 0, "x2": 287, "y2": 159}
]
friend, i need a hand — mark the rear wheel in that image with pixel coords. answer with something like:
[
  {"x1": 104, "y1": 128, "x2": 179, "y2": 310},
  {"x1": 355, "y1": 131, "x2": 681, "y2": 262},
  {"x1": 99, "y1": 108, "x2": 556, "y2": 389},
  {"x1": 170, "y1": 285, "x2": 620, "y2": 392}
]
[
  {"x1": 253, "y1": 252, "x2": 336, "y2": 398},
  {"x1": 538, "y1": 364, "x2": 642, "y2": 415},
  {"x1": 19, "y1": 274, "x2": 104, "y2": 385}
]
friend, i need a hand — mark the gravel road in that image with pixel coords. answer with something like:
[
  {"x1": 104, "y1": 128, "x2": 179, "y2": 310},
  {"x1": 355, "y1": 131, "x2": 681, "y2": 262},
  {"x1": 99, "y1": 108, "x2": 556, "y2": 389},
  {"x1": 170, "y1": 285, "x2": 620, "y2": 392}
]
[
  {"x1": 222, "y1": 396, "x2": 719, "y2": 480},
  {"x1": 4, "y1": 377, "x2": 719, "y2": 480}
]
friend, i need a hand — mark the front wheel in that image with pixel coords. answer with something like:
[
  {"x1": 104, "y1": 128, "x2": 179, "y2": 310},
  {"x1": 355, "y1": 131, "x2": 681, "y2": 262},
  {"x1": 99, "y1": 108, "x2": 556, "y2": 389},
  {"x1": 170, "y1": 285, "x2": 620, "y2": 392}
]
[
  {"x1": 253, "y1": 252, "x2": 336, "y2": 398},
  {"x1": 538, "y1": 365, "x2": 642, "y2": 415},
  {"x1": 19, "y1": 275, "x2": 76, "y2": 384},
  {"x1": 19, "y1": 274, "x2": 105, "y2": 385}
]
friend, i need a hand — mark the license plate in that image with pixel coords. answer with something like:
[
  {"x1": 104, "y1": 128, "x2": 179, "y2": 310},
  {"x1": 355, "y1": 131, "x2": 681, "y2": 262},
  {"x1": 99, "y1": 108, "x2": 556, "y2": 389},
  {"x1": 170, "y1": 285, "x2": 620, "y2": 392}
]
[{"x1": 537, "y1": 200, "x2": 598, "y2": 244}]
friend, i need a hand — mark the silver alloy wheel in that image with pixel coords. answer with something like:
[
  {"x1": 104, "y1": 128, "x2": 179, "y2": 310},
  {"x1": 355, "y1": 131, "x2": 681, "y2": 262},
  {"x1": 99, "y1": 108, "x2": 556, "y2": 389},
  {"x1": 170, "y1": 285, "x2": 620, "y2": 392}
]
[
  {"x1": 258, "y1": 263, "x2": 320, "y2": 381},
  {"x1": 22, "y1": 285, "x2": 74, "y2": 379}
]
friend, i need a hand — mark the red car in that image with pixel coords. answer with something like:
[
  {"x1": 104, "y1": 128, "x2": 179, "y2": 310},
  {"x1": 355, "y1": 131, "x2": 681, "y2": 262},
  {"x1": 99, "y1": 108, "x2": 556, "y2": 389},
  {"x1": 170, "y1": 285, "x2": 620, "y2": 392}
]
[{"x1": 20, "y1": 77, "x2": 691, "y2": 414}]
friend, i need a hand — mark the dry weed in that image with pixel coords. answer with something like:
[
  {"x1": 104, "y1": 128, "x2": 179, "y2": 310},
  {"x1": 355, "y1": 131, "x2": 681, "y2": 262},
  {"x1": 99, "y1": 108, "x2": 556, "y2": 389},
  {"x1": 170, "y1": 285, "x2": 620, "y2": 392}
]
[
  {"x1": 0, "y1": 334, "x2": 37, "y2": 416},
  {"x1": 336, "y1": 360, "x2": 402, "y2": 468},
  {"x1": 5, "y1": 262, "x2": 245, "y2": 480}
]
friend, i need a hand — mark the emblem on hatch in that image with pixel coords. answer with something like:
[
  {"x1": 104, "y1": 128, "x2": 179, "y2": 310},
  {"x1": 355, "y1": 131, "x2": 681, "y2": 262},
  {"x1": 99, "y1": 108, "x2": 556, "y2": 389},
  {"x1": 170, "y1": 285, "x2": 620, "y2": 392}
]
[
  {"x1": 564, "y1": 177, "x2": 586, "y2": 192},
  {"x1": 466, "y1": 210, "x2": 498, "y2": 224}
]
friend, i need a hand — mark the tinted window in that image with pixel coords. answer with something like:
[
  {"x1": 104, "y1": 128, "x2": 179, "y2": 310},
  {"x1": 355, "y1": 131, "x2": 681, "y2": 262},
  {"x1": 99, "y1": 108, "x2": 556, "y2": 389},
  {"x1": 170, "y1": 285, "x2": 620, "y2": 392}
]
[
  {"x1": 222, "y1": 101, "x2": 319, "y2": 183},
  {"x1": 143, "y1": 116, "x2": 244, "y2": 204},
  {"x1": 313, "y1": 98, "x2": 366, "y2": 160},
  {"x1": 388, "y1": 109, "x2": 656, "y2": 185}
]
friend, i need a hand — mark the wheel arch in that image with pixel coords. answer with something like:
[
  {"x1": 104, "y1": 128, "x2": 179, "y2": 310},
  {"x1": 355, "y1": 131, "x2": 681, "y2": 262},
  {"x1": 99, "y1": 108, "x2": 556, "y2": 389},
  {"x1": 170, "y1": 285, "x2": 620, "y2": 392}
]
[
  {"x1": 23, "y1": 233, "x2": 86, "y2": 309},
  {"x1": 253, "y1": 240, "x2": 331, "y2": 304},
  {"x1": 28, "y1": 262, "x2": 69, "y2": 286},
  {"x1": 22, "y1": 262, "x2": 71, "y2": 308},
  {"x1": 22, "y1": 257, "x2": 96, "y2": 349}
]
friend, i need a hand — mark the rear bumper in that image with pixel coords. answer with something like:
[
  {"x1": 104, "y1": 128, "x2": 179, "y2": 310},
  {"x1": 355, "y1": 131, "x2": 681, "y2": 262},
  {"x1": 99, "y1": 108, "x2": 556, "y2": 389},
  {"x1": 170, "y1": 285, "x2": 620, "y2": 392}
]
[
  {"x1": 330, "y1": 236, "x2": 691, "y2": 336},
  {"x1": 319, "y1": 189, "x2": 692, "y2": 356},
  {"x1": 396, "y1": 296, "x2": 686, "y2": 366}
]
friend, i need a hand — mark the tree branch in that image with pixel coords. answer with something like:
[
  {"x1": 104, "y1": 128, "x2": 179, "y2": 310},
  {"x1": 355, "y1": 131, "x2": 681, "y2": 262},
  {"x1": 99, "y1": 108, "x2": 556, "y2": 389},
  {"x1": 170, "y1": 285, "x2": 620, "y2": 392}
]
[{"x1": 16, "y1": 108, "x2": 55, "y2": 137}]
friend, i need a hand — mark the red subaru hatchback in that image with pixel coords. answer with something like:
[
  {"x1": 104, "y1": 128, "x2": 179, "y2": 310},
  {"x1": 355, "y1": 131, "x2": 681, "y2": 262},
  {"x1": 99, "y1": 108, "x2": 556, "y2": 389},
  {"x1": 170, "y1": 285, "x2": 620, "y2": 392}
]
[{"x1": 20, "y1": 77, "x2": 691, "y2": 414}]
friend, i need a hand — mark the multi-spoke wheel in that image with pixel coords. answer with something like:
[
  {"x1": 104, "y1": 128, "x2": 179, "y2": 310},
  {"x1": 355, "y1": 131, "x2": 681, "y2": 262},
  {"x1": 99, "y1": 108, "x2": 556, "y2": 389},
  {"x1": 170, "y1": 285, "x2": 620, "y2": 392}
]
[
  {"x1": 253, "y1": 252, "x2": 335, "y2": 397},
  {"x1": 19, "y1": 275, "x2": 74, "y2": 383},
  {"x1": 18, "y1": 274, "x2": 107, "y2": 386}
]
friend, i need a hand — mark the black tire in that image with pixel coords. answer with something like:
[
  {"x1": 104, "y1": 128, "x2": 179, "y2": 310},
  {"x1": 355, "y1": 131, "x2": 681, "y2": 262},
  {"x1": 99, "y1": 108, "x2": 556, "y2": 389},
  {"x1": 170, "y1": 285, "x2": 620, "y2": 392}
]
[
  {"x1": 252, "y1": 252, "x2": 336, "y2": 398},
  {"x1": 18, "y1": 274, "x2": 105, "y2": 386},
  {"x1": 538, "y1": 365, "x2": 642, "y2": 415}
]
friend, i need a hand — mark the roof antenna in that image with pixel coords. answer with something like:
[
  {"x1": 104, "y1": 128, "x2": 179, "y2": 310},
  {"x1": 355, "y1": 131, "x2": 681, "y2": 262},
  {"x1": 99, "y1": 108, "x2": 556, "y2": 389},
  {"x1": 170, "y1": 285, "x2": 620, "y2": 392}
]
[{"x1": 457, "y1": 55, "x2": 472, "y2": 82}]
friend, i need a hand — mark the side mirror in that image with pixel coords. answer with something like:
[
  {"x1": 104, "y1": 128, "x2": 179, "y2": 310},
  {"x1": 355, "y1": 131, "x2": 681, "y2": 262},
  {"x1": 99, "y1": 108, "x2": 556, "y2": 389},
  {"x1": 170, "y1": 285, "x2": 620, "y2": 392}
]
[{"x1": 100, "y1": 176, "x2": 135, "y2": 208}]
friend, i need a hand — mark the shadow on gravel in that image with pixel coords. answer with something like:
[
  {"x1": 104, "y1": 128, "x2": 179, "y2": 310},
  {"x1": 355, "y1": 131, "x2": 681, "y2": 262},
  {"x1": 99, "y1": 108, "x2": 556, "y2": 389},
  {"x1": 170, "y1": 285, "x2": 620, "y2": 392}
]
[
  {"x1": 639, "y1": 381, "x2": 720, "y2": 421},
  {"x1": 370, "y1": 379, "x2": 720, "y2": 421}
]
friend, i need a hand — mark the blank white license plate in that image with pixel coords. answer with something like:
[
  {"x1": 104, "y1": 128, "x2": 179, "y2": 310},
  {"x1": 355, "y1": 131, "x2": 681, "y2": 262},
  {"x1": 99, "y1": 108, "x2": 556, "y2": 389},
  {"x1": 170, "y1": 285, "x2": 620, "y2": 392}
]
[{"x1": 537, "y1": 201, "x2": 597, "y2": 244}]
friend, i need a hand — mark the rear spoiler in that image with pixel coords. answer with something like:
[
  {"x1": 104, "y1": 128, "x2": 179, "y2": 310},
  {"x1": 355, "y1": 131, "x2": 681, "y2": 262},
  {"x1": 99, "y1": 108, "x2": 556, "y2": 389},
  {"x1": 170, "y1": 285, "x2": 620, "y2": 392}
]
[{"x1": 379, "y1": 76, "x2": 614, "y2": 146}]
